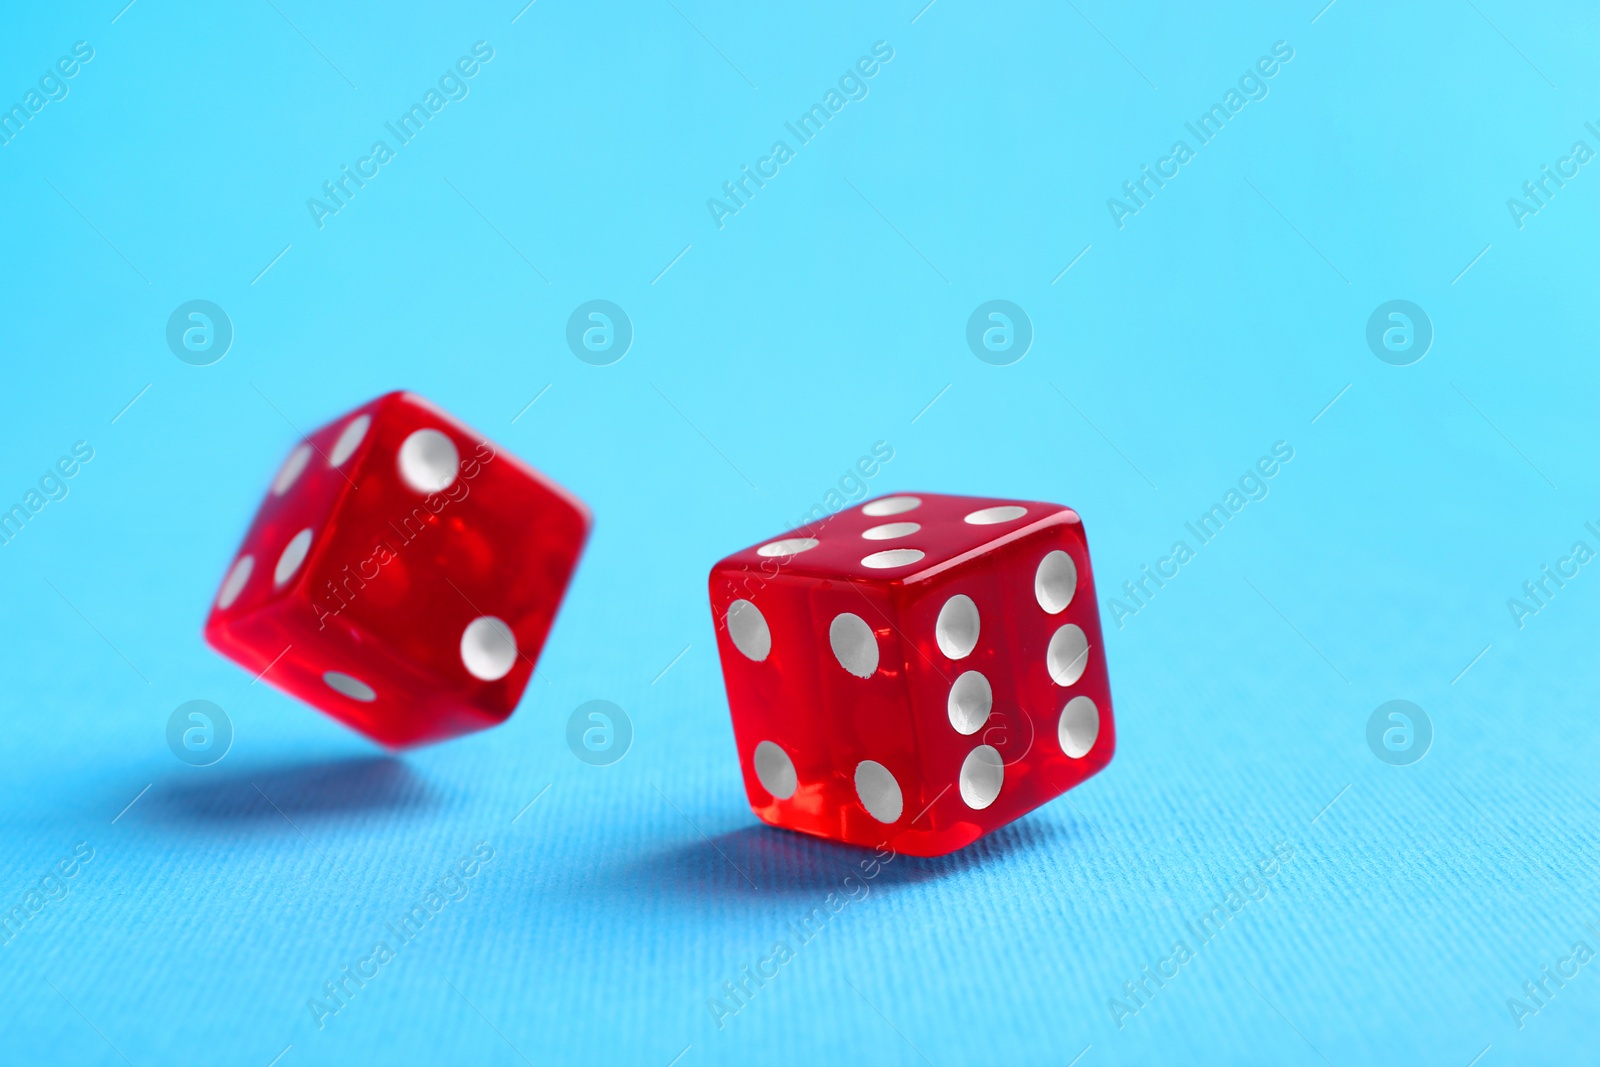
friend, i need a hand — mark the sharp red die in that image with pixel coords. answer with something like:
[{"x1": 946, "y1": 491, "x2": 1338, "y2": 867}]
[
  {"x1": 709, "y1": 493, "x2": 1114, "y2": 857},
  {"x1": 205, "y1": 391, "x2": 589, "y2": 747}
]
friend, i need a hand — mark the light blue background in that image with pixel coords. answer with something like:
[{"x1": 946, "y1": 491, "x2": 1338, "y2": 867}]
[{"x1": 2, "y1": 1, "x2": 1598, "y2": 1063}]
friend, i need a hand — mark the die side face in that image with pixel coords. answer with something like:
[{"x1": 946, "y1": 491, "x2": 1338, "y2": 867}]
[
  {"x1": 710, "y1": 492, "x2": 1115, "y2": 857},
  {"x1": 204, "y1": 392, "x2": 590, "y2": 748},
  {"x1": 897, "y1": 518, "x2": 1115, "y2": 854},
  {"x1": 711, "y1": 572, "x2": 918, "y2": 849},
  {"x1": 203, "y1": 396, "x2": 380, "y2": 626}
]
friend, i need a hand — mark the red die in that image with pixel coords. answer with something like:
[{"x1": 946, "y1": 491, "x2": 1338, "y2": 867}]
[
  {"x1": 708, "y1": 492, "x2": 1114, "y2": 857},
  {"x1": 205, "y1": 391, "x2": 589, "y2": 747}
]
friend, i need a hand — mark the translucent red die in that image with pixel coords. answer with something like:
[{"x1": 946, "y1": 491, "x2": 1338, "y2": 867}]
[
  {"x1": 204, "y1": 391, "x2": 589, "y2": 747},
  {"x1": 708, "y1": 492, "x2": 1115, "y2": 857}
]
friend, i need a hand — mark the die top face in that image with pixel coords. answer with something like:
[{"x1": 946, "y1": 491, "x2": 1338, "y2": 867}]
[
  {"x1": 713, "y1": 492, "x2": 1081, "y2": 587},
  {"x1": 205, "y1": 391, "x2": 590, "y2": 746},
  {"x1": 709, "y1": 492, "x2": 1113, "y2": 856}
]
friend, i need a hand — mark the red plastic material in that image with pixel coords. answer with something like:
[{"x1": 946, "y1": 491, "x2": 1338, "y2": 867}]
[
  {"x1": 205, "y1": 391, "x2": 589, "y2": 747},
  {"x1": 709, "y1": 492, "x2": 1115, "y2": 857}
]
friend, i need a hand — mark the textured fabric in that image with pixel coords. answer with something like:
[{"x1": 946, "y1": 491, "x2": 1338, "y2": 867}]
[{"x1": 1, "y1": 2, "x2": 1594, "y2": 1064}]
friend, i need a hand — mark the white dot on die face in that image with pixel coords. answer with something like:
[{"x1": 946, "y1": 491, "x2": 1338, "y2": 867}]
[
  {"x1": 1047, "y1": 623, "x2": 1090, "y2": 686},
  {"x1": 275, "y1": 528, "x2": 313, "y2": 586},
  {"x1": 324, "y1": 671, "x2": 376, "y2": 702},
  {"x1": 965, "y1": 505, "x2": 1028, "y2": 525},
  {"x1": 936, "y1": 594, "x2": 980, "y2": 660},
  {"x1": 948, "y1": 670, "x2": 992, "y2": 735},
  {"x1": 1059, "y1": 696, "x2": 1100, "y2": 758},
  {"x1": 862, "y1": 495, "x2": 920, "y2": 517},
  {"x1": 272, "y1": 444, "x2": 312, "y2": 496},
  {"x1": 460, "y1": 616, "x2": 517, "y2": 681},
  {"x1": 960, "y1": 745, "x2": 1004, "y2": 809},
  {"x1": 726, "y1": 600, "x2": 771, "y2": 661},
  {"x1": 329, "y1": 414, "x2": 371, "y2": 467},
  {"x1": 1035, "y1": 550, "x2": 1078, "y2": 614},
  {"x1": 855, "y1": 760, "x2": 903, "y2": 823},
  {"x1": 757, "y1": 537, "x2": 819, "y2": 558},
  {"x1": 753, "y1": 740, "x2": 797, "y2": 800},
  {"x1": 216, "y1": 555, "x2": 254, "y2": 609},
  {"x1": 862, "y1": 522, "x2": 920, "y2": 541},
  {"x1": 829, "y1": 613, "x2": 879, "y2": 678},
  {"x1": 861, "y1": 549, "x2": 925, "y2": 569},
  {"x1": 398, "y1": 428, "x2": 460, "y2": 493}
]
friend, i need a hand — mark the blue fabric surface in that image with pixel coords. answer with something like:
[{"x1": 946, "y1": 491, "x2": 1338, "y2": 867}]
[{"x1": 2, "y1": 1, "x2": 1597, "y2": 1064}]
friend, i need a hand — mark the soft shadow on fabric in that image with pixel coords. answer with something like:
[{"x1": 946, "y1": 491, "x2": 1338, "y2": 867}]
[
  {"x1": 140, "y1": 754, "x2": 434, "y2": 828},
  {"x1": 605, "y1": 812, "x2": 1076, "y2": 906}
]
